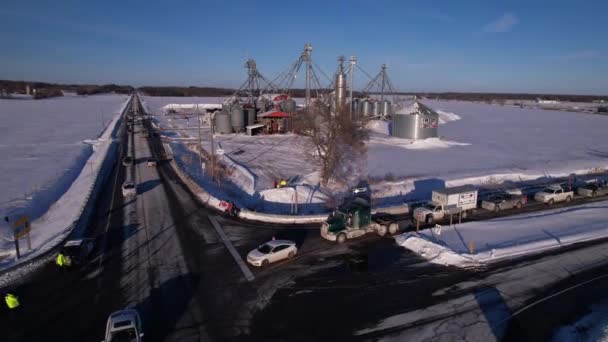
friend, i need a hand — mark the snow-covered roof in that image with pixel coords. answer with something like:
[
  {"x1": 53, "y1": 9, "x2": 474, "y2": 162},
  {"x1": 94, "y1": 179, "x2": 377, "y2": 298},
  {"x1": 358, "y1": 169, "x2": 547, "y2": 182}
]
[
  {"x1": 162, "y1": 103, "x2": 222, "y2": 110},
  {"x1": 395, "y1": 100, "x2": 438, "y2": 116}
]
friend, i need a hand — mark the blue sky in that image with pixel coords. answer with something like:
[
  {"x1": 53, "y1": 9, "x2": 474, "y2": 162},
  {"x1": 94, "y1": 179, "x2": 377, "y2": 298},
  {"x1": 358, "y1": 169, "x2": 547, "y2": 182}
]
[{"x1": 1, "y1": 0, "x2": 606, "y2": 94}]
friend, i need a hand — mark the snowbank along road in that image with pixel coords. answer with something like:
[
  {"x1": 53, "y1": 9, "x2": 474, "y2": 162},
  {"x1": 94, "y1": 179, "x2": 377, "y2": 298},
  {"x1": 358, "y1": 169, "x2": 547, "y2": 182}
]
[{"x1": 2, "y1": 95, "x2": 608, "y2": 341}]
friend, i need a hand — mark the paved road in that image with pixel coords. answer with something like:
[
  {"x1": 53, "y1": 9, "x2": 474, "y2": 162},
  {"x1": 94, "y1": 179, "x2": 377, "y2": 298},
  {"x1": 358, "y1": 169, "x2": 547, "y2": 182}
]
[{"x1": 2, "y1": 95, "x2": 608, "y2": 341}]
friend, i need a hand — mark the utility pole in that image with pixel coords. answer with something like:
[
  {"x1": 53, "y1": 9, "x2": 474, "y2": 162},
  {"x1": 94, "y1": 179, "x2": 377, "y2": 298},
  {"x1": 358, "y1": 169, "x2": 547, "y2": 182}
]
[
  {"x1": 210, "y1": 112, "x2": 216, "y2": 181},
  {"x1": 349, "y1": 55, "x2": 357, "y2": 119},
  {"x1": 304, "y1": 43, "x2": 312, "y2": 107},
  {"x1": 197, "y1": 104, "x2": 203, "y2": 176}
]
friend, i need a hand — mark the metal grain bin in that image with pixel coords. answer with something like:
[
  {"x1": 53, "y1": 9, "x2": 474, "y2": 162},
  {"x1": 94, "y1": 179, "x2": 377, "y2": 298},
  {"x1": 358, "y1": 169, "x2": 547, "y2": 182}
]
[
  {"x1": 279, "y1": 99, "x2": 296, "y2": 113},
  {"x1": 392, "y1": 113, "x2": 438, "y2": 139},
  {"x1": 360, "y1": 100, "x2": 371, "y2": 117},
  {"x1": 372, "y1": 101, "x2": 380, "y2": 116},
  {"x1": 215, "y1": 111, "x2": 232, "y2": 134},
  {"x1": 381, "y1": 100, "x2": 391, "y2": 116},
  {"x1": 230, "y1": 105, "x2": 245, "y2": 132},
  {"x1": 246, "y1": 107, "x2": 256, "y2": 125}
]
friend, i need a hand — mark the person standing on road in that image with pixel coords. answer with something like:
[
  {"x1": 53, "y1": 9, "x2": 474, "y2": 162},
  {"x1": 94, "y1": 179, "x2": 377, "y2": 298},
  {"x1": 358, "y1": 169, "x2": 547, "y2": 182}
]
[
  {"x1": 56, "y1": 252, "x2": 67, "y2": 269},
  {"x1": 5, "y1": 293, "x2": 20, "y2": 323}
]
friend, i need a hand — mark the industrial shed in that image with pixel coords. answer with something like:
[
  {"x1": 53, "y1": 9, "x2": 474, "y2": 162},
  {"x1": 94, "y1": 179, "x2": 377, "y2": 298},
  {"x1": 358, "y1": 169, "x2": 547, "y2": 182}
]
[{"x1": 392, "y1": 100, "x2": 439, "y2": 139}]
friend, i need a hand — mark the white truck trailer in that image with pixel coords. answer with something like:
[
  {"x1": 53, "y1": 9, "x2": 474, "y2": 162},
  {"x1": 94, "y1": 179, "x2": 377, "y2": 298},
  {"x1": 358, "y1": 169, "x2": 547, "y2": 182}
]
[{"x1": 413, "y1": 186, "x2": 478, "y2": 225}]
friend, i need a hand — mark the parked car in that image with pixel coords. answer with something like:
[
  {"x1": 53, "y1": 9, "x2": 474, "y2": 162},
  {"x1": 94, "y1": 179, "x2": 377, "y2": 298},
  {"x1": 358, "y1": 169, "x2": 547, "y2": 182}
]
[
  {"x1": 577, "y1": 181, "x2": 608, "y2": 197},
  {"x1": 102, "y1": 308, "x2": 144, "y2": 342},
  {"x1": 534, "y1": 185, "x2": 574, "y2": 205},
  {"x1": 62, "y1": 238, "x2": 94, "y2": 266},
  {"x1": 481, "y1": 193, "x2": 527, "y2": 212},
  {"x1": 146, "y1": 158, "x2": 157, "y2": 167},
  {"x1": 122, "y1": 156, "x2": 134, "y2": 166},
  {"x1": 122, "y1": 182, "x2": 136, "y2": 197},
  {"x1": 247, "y1": 240, "x2": 297, "y2": 267}
]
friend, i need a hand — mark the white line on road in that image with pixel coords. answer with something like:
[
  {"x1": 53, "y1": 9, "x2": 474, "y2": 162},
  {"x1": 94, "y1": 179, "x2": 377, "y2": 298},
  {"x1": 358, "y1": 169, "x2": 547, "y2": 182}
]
[{"x1": 208, "y1": 215, "x2": 255, "y2": 282}]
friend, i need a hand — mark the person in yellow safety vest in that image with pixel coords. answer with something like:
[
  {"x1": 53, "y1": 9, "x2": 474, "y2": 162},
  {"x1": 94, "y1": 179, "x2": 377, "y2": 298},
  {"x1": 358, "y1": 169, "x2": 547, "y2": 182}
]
[
  {"x1": 5, "y1": 293, "x2": 20, "y2": 310},
  {"x1": 56, "y1": 252, "x2": 67, "y2": 268},
  {"x1": 280, "y1": 179, "x2": 287, "y2": 187}
]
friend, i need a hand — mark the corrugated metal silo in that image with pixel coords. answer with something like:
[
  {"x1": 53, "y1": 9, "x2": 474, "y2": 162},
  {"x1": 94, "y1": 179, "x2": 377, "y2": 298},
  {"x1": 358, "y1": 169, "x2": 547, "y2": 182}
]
[
  {"x1": 215, "y1": 111, "x2": 232, "y2": 134},
  {"x1": 372, "y1": 101, "x2": 380, "y2": 116},
  {"x1": 246, "y1": 108, "x2": 256, "y2": 125},
  {"x1": 381, "y1": 100, "x2": 391, "y2": 116},
  {"x1": 391, "y1": 101, "x2": 439, "y2": 139},
  {"x1": 361, "y1": 100, "x2": 371, "y2": 116},
  {"x1": 230, "y1": 105, "x2": 245, "y2": 132}
]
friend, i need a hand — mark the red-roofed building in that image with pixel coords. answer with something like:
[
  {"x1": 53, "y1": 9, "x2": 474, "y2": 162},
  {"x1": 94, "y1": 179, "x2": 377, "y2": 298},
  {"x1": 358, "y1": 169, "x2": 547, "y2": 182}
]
[{"x1": 257, "y1": 110, "x2": 293, "y2": 134}]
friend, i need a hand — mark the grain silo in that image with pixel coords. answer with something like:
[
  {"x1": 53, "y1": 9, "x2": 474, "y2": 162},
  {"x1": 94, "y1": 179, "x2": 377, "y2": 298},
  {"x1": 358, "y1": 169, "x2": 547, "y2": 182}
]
[
  {"x1": 392, "y1": 100, "x2": 439, "y2": 139},
  {"x1": 230, "y1": 105, "x2": 246, "y2": 132},
  {"x1": 246, "y1": 107, "x2": 256, "y2": 125},
  {"x1": 215, "y1": 111, "x2": 233, "y2": 134}
]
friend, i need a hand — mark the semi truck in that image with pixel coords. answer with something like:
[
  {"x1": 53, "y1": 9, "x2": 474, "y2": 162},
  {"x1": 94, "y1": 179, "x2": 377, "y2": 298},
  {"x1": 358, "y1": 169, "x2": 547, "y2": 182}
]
[
  {"x1": 320, "y1": 197, "x2": 403, "y2": 243},
  {"x1": 413, "y1": 186, "x2": 478, "y2": 225}
]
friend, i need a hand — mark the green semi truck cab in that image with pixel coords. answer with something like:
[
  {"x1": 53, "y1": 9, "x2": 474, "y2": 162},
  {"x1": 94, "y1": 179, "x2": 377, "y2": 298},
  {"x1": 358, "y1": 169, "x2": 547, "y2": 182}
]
[{"x1": 321, "y1": 197, "x2": 400, "y2": 243}]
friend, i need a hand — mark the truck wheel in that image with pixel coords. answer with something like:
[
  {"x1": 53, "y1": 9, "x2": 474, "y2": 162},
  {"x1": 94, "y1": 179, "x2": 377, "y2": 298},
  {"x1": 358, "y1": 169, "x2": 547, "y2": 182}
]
[
  {"x1": 388, "y1": 223, "x2": 399, "y2": 235},
  {"x1": 565, "y1": 196, "x2": 572, "y2": 202},
  {"x1": 377, "y1": 225, "x2": 387, "y2": 237},
  {"x1": 426, "y1": 216, "x2": 434, "y2": 225},
  {"x1": 462, "y1": 211, "x2": 468, "y2": 219},
  {"x1": 337, "y1": 233, "x2": 347, "y2": 244},
  {"x1": 515, "y1": 202, "x2": 522, "y2": 209},
  {"x1": 548, "y1": 198, "x2": 554, "y2": 205}
]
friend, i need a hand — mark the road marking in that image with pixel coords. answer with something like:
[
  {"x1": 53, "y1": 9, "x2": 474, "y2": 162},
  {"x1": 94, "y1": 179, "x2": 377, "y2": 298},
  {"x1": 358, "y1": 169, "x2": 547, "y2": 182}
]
[{"x1": 208, "y1": 215, "x2": 255, "y2": 282}]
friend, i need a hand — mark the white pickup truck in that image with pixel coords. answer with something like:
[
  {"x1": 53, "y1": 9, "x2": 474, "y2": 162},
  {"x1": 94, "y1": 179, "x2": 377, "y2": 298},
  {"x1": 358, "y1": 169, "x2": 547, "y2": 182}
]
[
  {"x1": 414, "y1": 186, "x2": 478, "y2": 225},
  {"x1": 534, "y1": 185, "x2": 574, "y2": 205}
]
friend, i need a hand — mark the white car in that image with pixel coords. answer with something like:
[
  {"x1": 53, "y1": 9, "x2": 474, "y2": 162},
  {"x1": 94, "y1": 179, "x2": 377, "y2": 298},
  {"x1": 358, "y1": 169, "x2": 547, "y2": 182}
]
[
  {"x1": 146, "y1": 158, "x2": 157, "y2": 167},
  {"x1": 102, "y1": 308, "x2": 144, "y2": 342},
  {"x1": 247, "y1": 240, "x2": 297, "y2": 267},
  {"x1": 122, "y1": 182, "x2": 136, "y2": 197}
]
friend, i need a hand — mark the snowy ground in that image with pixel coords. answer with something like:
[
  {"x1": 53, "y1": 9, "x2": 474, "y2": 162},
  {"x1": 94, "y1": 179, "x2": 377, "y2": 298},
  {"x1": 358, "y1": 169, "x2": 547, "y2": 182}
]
[
  {"x1": 142, "y1": 95, "x2": 608, "y2": 214},
  {"x1": 0, "y1": 94, "x2": 129, "y2": 217},
  {"x1": 0, "y1": 94, "x2": 129, "y2": 264},
  {"x1": 552, "y1": 297, "x2": 608, "y2": 341},
  {"x1": 395, "y1": 199, "x2": 608, "y2": 268}
]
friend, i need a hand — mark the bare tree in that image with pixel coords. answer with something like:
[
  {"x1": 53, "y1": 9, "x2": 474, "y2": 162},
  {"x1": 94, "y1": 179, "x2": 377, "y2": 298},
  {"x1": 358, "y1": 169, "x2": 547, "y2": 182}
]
[{"x1": 294, "y1": 101, "x2": 368, "y2": 187}]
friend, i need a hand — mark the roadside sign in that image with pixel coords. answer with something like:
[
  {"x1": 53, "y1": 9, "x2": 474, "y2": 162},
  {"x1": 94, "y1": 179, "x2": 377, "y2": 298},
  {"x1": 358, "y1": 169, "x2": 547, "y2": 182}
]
[
  {"x1": 13, "y1": 216, "x2": 31, "y2": 239},
  {"x1": 433, "y1": 224, "x2": 442, "y2": 236}
]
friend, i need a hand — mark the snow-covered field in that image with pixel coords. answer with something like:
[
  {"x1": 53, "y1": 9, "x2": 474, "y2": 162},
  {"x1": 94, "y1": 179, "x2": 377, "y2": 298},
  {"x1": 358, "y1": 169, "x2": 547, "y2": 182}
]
[
  {"x1": 395, "y1": 199, "x2": 608, "y2": 268},
  {"x1": 142, "y1": 95, "x2": 608, "y2": 214},
  {"x1": 0, "y1": 94, "x2": 129, "y2": 264}
]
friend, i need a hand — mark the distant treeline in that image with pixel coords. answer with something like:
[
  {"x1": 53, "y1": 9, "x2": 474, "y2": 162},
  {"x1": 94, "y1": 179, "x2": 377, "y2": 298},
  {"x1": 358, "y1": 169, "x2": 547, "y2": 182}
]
[
  {"x1": 2, "y1": 79, "x2": 606, "y2": 102},
  {"x1": 138, "y1": 86, "x2": 234, "y2": 97},
  {"x1": 0, "y1": 80, "x2": 134, "y2": 99},
  {"x1": 402, "y1": 92, "x2": 608, "y2": 103}
]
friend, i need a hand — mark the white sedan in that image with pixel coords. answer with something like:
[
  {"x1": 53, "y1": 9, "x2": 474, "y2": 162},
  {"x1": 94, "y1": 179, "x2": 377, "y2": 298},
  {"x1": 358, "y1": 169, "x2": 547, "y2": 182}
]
[
  {"x1": 122, "y1": 182, "x2": 136, "y2": 198},
  {"x1": 102, "y1": 308, "x2": 144, "y2": 342},
  {"x1": 247, "y1": 240, "x2": 297, "y2": 267}
]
